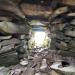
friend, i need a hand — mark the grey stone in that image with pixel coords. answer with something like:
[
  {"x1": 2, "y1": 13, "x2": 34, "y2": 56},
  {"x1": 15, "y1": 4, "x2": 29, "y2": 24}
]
[
  {"x1": 65, "y1": 30, "x2": 75, "y2": 37},
  {"x1": 0, "y1": 21, "x2": 30, "y2": 34},
  {"x1": 50, "y1": 60, "x2": 75, "y2": 75},
  {"x1": 67, "y1": 13, "x2": 75, "y2": 17},
  {"x1": 23, "y1": 68, "x2": 34, "y2": 75},
  {"x1": 0, "y1": 44, "x2": 14, "y2": 54},
  {"x1": 0, "y1": 36, "x2": 12, "y2": 40},
  {"x1": 1, "y1": 38, "x2": 20, "y2": 46},
  {"x1": 54, "y1": 7, "x2": 68, "y2": 15},
  {"x1": 40, "y1": 59, "x2": 47, "y2": 70},
  {"x1": 20, "y1": 59, "x2": 28, "y2": 66},
  {"x1": 0, "y1": 51, "x2": 18, "y2": 66},
  {"x1": 70, "y1": 19, "x2": 75, "y2": 25}
]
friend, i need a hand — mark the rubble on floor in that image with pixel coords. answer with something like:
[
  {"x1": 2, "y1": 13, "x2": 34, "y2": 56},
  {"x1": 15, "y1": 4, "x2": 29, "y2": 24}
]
[{"x1": 0, "y1": 48, "x2": 73, "y2": 75}]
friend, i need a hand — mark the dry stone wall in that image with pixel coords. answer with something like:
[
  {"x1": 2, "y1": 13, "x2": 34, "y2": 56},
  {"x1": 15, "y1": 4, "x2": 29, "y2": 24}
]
[{"x1": 49, "y1": 6, "x2": 75, "y2": 57}]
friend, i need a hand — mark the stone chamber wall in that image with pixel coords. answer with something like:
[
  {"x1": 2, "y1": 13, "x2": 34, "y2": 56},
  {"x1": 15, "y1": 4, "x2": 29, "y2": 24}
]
[{"x1": 49, "y1": 6, "x2": 75, "y2": 58}]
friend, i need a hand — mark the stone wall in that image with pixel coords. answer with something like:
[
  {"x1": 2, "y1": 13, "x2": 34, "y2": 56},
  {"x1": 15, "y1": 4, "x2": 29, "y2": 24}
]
[{"x1": 49, "y1": 6, "x2": 75, "y2": 57}]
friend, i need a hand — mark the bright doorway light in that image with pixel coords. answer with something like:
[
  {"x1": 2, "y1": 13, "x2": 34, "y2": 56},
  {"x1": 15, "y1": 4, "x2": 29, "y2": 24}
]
[{"x1": 34, "y1": 31, "x2": 46, "y2": 47}]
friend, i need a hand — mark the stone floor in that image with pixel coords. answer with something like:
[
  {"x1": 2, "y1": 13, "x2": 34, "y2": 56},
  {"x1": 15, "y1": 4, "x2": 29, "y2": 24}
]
[{"x1": 0, "y1": 48, "x2": 75, "y2": 75}]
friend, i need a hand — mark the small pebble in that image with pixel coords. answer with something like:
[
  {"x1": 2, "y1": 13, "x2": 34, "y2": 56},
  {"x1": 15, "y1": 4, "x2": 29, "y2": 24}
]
[{"x1": 20, "y1": 59, "x2": 28, "y2": 66}]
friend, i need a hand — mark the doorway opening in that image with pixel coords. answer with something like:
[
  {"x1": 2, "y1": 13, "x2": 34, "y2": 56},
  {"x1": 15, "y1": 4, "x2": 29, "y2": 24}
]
[{"x1": 28, "y1": 20, "x2": 51, "y2": 49}]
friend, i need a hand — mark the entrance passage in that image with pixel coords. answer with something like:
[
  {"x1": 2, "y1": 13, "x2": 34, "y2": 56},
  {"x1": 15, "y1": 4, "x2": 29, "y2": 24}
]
[{"x1": 28, "y1": 20, "x2": 51, "y2": 49}]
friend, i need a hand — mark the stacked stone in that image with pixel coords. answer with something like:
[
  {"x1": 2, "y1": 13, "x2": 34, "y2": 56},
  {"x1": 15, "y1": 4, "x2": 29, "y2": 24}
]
[
  {"x1": 0, "y1": 35, "x2": 21, "y2": 66},
  {"x1": 49, "y1": 6, "x2": 75, "y2": 57},
  {"x1": 0, "y1": 20, "x2": 30, "y2": 66}
]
